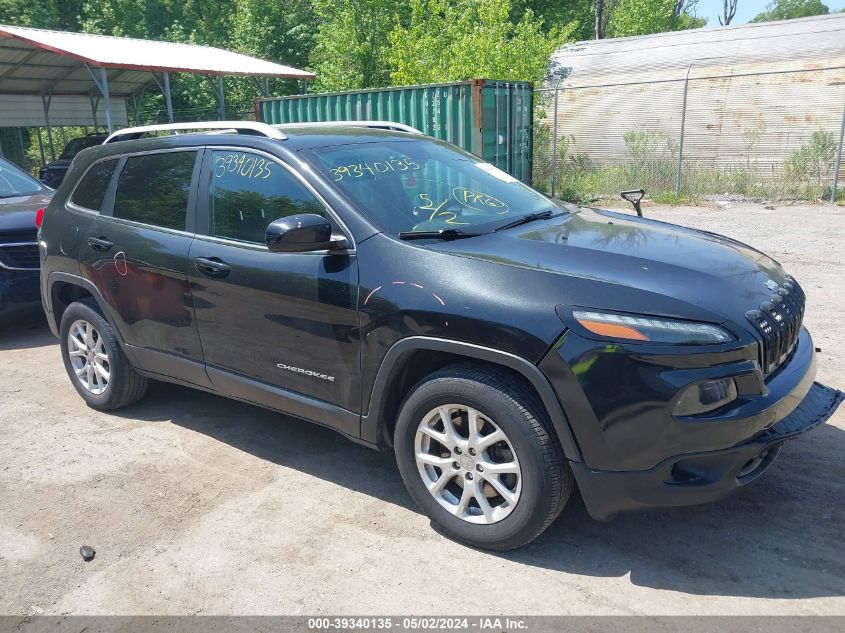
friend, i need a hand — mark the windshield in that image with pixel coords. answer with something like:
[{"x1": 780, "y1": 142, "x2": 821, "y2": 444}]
[
  {"x1": 306, "y1": 139, "x2": 555, "y2": 235},
  {"x1": 0, "y1": 158, "x2": 43, "y2": 198},
  {"x1": 60, "y1": 137, "x2": 102, "y2": 160}
]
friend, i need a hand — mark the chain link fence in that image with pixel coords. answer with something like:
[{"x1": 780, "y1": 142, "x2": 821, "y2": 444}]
[{"x1": 533, "y1": 67, "x2": 845, "y2": 203}]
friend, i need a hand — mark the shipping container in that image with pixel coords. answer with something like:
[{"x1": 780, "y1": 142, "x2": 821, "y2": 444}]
[{"x1": 256, "y1": 79, "x2": 533, "y2": 183}]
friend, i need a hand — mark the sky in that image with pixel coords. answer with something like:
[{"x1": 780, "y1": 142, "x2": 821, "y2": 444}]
[{"x1": 695, "y1": 0, "x2": 845, "y2": 25}]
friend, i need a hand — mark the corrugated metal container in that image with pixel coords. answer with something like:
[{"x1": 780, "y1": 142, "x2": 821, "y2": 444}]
[{"x1": 256, "y1": 79, "x2": 533, "y2": 183}]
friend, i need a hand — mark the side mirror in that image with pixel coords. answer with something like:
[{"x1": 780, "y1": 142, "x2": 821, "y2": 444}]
[
  {"x1": 266, "y1": 214, "x2": 345, "y2": 253},
  {"x1": 620, "y1": 189, "x2": 645, "y2": 217}
]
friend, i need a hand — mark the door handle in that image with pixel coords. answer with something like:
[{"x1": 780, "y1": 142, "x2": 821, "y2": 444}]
[
  {"x1": 87, "y1": 236, "x2": 113, "y2": 252},
  {"x1": 194, "y1": 257, "x2": 231, "y2": 278}
]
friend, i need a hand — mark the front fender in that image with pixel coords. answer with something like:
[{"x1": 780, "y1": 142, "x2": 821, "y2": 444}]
[{"x1": 361, "y1": 336, "x2": 582, "y2": 462}]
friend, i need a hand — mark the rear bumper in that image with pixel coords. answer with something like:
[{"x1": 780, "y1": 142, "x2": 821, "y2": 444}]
[
  {"x1": 0, "y1": 268, "x2": 40, "y2": 319},
  {"x1": 572, "y1": 381, "x2": 843, "y2": 519}
]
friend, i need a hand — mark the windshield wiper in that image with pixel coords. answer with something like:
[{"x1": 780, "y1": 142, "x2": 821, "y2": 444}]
[
  {"x1": 398, "y1": 228, "x2": 484, "y2": 241},
  {"x1": 493, "y1": 209, "x2": 559, "y2": 232}
]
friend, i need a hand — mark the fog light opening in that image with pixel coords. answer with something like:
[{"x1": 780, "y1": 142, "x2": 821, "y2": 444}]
[{"x1": 673, "y1": 377, "x2": 738, "y2": 416}]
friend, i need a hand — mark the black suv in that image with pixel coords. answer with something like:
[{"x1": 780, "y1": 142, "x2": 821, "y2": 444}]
[
  {"x1": 40, "y1": 122, "x2": 841, "y2": 550},
  {"x1": 39, "y1": 133, "x2": 108, "y2": 188}
]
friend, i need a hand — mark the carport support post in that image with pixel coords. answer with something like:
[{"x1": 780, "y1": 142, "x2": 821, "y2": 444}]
[
  {"x1": 675, "y1": 65, "x2": 692, "y2": 197},
  {"x1": 85, "y1": 64, "x2": 113, "y2": 133},
  {"x1": 217, "y1": 75, "x2": 226, "y2": 120},
  {"x1": 99, "y1": 68, "x2": 113, "y2": 133},
  {"x1": 832, "y1": 98, "x2": 845, "y2": 203},
  {"x1": 163, "y1": 72, "x2": 174, "y2": 123}
]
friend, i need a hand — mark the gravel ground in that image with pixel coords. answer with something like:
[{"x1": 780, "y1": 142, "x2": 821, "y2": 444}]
[{"x1": 0, "y1": 201, "x2": 843, "y2": 616}]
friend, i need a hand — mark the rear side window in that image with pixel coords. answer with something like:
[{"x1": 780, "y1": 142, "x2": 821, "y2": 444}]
[
  {"x1": 114, "y1": 151, "x2": 197, "y2": 230},
  {"x1": 70, "y1": 159, "x2": 118, "y2": 211},
  {"x1": 208, "y1": 150, "x2": 325, "y2": 244}
]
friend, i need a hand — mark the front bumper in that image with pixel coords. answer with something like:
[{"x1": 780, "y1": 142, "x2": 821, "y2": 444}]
[
  {"x1": 540, "y1": 325, "x2": 842, "y2": 519},
  {"x1": 571, "y1": 381, "x2": 843, "y2": 519},
  {"x1": 0, "y1": 268, "x2": 41, "y2": 319}
]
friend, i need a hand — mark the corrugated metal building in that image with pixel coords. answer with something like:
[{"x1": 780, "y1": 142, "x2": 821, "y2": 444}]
[{"x1": 540, "y1": 13, "x2": 845, "y2": 199}]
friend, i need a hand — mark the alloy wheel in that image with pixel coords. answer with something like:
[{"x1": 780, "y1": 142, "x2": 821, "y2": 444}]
[
  {"x1": 67, "y1": 319, "x2": 110, "y2": 395},
  {"x1": 414, "y1": 404, "x2": 522, "y2": 524}
]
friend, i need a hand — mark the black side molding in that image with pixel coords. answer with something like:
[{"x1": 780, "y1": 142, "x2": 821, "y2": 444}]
[{"x1": 361, "y1": 336, "x2": 583, "y2": 462}]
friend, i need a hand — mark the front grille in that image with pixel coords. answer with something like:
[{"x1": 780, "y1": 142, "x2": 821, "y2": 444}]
[
  {"x1": 0, "y1": 228, "x2": 37, "y2": 244},
  {"x1": 746, "y1": 277, "x2": 805, "y2": 375},
  {"x1": 0, "y1": 243, "x2": 39, "y2": 269}
]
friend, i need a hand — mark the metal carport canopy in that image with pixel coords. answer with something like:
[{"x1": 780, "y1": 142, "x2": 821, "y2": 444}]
[{"x1": 0, "y1": 24, "x2": 315, "y2": 132}]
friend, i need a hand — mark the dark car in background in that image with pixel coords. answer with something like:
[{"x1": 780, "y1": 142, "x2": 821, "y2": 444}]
[
  {"x1": 39, "y1": 133, "x2": 107, "y2": 188},
  {"x1": 0, "y1": 157, "x2": 52, "y2": 320},
  {"x1": 38, "y1": 121, "x2": 842, "y2": 550}
]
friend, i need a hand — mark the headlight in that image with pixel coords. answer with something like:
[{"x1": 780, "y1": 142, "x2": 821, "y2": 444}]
[{"x1": 571, "y1": 310, "x2": 733, "y2": 345}]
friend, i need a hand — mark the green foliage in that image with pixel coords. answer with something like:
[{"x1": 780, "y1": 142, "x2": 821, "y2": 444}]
[
  {"x1": 0, "y1": 0, "x2": 85, "y2": 30},
  {"x1": 534, "y1": 125, "x2": 841, "y2": 205},
  {"x1": 751, "y1": 0, "x2": 830, "y2": 22},
  {"x1": 23, "y1": 126, "x2": 91, "y2": 176},
  {"x1": 609, "y1": 0, "x2": 705, "y2": 37},
  {"x1": 310, "y1": 0, "x2": 407, "y2": 91},
  {"x1": 511, "y1": 0, "x2": 595, "y2": 41},
  {"x1": 622, "y1": 130, "x2": 677, "y2": 188},
  {"x1": 786, "y1": 131, "x2": 837, "y2": 188},
  {"x1": 650, "y1": 191, "x2": 692, "y2": 204},
  {"x1": 388, "y1": 0, "x2": 572, "y2": 86}
]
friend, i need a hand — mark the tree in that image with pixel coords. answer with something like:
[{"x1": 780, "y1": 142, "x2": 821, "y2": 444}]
[
  {"x1": 231, "y1": 0, "x2": 316, "y2": 97},
  {"x1": 751, "y1": 0, "x2": 829, "y2": 22},
  {"x1": 608, "y1": 0, "x2": 704, "y2": 37},
  {"x1": 719, "y1": 0, "x2": 738, "y2": 25},
  {"x1": 512, "y1": 0, "x2": 595, "y2": 41},
  {"x1": 387, "y1": 0, "x2": 573, "y2": 86},
  {"x1": 595, "y1": 0, "x2": 607, "y2": 39},
  {"x1": 671, "y1": 0, "x2": 686, "y2": 27},
  {"x1": 309, "y1": 0, "x2": 407, "y2": 92}
]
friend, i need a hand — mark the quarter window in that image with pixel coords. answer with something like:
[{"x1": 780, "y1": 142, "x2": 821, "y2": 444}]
[
  {"x1": 70, "y1": 159, "x2": 118, "y2": 211},
  {"x1": 209, "y1": 150, "x2": 325, "y2": 244},
  {"x1": 114, "y1": 151, "x2": 197, "y2": 230}
]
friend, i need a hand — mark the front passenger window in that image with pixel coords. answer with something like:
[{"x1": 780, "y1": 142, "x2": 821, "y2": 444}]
[{"x1": 209, "y1": 150, "x2": 325, "y2": 244}]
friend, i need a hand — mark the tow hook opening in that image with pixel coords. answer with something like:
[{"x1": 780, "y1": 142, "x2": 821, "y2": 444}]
[{"x1": 737, "y1": 444, "x2": 782, "y2": 481}]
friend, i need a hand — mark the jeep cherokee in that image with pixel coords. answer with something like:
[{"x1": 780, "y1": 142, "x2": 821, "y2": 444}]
[{"x1": 39, "y1": 121, "x2": 842, "y2": 550}]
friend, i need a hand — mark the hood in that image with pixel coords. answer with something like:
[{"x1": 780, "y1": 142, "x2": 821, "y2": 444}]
[
  {"x1": 428, "y1": 207, "x2": 788, "y2": 327},
  {"x1": 44, "y1": 159, "x2": 72, "y2": 169},
  {"x1": 0, "y1": 191, "x2": 52, "y2": 229}
]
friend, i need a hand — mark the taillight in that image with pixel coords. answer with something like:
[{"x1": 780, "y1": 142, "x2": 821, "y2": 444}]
[{"x1": 35, "y1": 208, "x2": 44, "y2": 229}]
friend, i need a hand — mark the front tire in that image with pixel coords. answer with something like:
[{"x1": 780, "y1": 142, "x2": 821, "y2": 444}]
[
  {"x1": 59, "y1": 299, "x2": 148, "y2": 410},
  {"x1": 394, "y1": 365, "x2": 572, "y2": 550}
]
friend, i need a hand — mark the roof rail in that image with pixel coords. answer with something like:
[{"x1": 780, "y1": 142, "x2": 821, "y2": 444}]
[
  {"x1": 104, "y1": 121, "x2": 287, "y2": 144},
  {"x1": 273, "y1": 120, "x2": 423, "y2": 135}
]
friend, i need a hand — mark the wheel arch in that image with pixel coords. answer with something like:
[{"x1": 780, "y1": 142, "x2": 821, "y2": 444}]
[
  {"x1": 361, "y1": 337, "x2": 582, "y2": 462},
  {"x1": 47, "y1": 272, "x2": 126, "y2": 347}
]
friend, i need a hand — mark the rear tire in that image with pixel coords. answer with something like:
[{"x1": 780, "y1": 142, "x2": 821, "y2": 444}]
[
  {"x1": 394, "y1": 364, "x2": 572, "y2": 550},
  {"x1": 59, "y1": 299, "x2": 148, "y2": 411}
]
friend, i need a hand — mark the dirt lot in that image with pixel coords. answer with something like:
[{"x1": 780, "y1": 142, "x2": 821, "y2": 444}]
[{"x1": 1, "y1": 202, "x2": 843, "y2": 616}]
